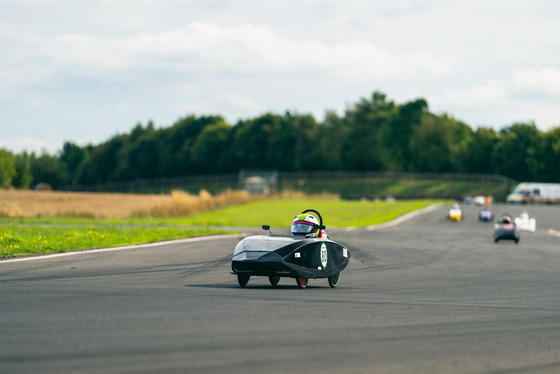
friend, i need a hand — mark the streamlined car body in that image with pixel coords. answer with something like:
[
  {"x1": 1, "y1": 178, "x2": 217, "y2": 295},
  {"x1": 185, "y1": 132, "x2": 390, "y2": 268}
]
[
  {"x1": 514, "y1": 210, "x2": 536, "y2": 232},
  {"x1": 231, "y1": 209, "x2": 350, "y2": 289},
  {"x1": 479, "y1": 208, "x2": 494, "y2": 222},
  {"x1": 493, "y1": 213, "x2": 520, "y2": 243},
  {"x1": 447, "y1": 204, "x2": 463, "y2": 221}
]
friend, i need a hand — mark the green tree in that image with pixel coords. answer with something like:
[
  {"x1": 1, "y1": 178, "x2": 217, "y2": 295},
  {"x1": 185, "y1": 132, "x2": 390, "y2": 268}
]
[
  {"x1": 0, "y1": 148, "x2": 17, "y2": 188},
  {"x1": 60, "y1": 142, "x2": 89, "y2": 185},
  {"x1": 341, "y1": 91, "x2": 395, "y2": 170},
  {"x1": 263, "y1": 113, "x2": 297, "y2": 170},
  {"x1": 29, "y1": 152, "x2": 69, "y2": 188},
  {"x1": 290, "y1": 113, "x2": 321, "y2": 171},
  {"x1": 227, "y1": 112, "x2": 320, "y2": 171},
  {"x1": 461, "y1": 127, "x2": 498, "y2": 174},
  {"x1": 492, "y1": 123, "x2": 539, "y2": 181},
  {"x1": 126, "y1": 122, "x2": 160, "y2": 179},
  {"x1": 409, "y1": 114, "x2": 468, "y2": 172},
  {"x1": 159, "y1": 115, "x2": 224, "y2": 176},
  {"x1": 229, "y1": 114, "x2": 278, "y2": 170},
  {"x1": 78, "y1": 136, "x2": 127, "y2": 183},
  {"x1": 526, "y1": 127, "x2": 560, "y2": 182},
  {"x1": 13, "y1": 152, "x2": 33, "y2": 188},
  {"x1": 378, "y1": 98, "x2": 428, "y2": 171},
  {"x1": 191, "y1": 121, "x2": 232, "y2": 173},
  {"x1": 317, "y1": 110, "x2": 347, "y2": 170}
]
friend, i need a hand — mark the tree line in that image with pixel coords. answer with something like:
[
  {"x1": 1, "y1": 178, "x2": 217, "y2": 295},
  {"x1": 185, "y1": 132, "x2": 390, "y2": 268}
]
[{"x1": 1, "y1": 91, "x2": 559, "y2": 190}]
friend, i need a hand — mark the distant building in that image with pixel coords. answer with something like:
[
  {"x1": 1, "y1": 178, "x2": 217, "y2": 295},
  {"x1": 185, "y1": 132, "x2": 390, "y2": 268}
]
[{"x1": 238, "y1": 170, "x2": 278, "y2": 195}]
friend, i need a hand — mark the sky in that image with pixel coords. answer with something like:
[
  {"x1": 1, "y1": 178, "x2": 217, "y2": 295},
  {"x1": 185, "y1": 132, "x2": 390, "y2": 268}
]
[{"x1": 1, "y1": 0, "x2": 559, "y2": 154}]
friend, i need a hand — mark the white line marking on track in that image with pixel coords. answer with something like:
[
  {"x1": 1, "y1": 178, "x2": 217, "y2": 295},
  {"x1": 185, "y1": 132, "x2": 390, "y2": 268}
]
[
  {"x1": 0, "y1": 234, "x2": 241, "y2": 264},
  {"x1": 548, "y1": 229, "x2": 560, "y2": 238},
  {"x1": 366, "y1": 204, "x2": 443, "y2": 231}
]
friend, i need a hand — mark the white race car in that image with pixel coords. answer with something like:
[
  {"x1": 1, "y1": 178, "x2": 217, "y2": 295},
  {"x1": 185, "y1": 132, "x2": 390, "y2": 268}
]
[
  {"x1": 474, "y1": 196, "x2": 486, "y2": 206},
  {"x1": 514, "y1": 210, "x2": 536, "y2": 232}
]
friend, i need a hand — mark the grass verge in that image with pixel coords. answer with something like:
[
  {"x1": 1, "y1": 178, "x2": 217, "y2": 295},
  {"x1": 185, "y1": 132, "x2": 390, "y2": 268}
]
[
  {"x1": 0, "y1": 226, "x2": 233, "y2": 259},
  {"x1": 153, "y1": 199, "x2": 448, "y2": 228},
  {"x1": 1, "y1": 198, "x2": 448, "y2": 259}
]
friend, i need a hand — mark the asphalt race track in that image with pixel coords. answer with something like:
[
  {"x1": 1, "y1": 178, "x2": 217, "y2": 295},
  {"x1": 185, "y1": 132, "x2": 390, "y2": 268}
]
[{"x1": 1, "y1": 203, "x2": 560, "y2": 374}]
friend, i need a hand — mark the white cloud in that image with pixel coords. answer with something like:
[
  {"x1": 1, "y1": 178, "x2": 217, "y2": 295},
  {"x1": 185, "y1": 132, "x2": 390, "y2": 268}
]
[
  {"x1": 511, "y1": 68, "x2": 560, "y2": 97},
  {"x1": 7, "y1": 20, "x2": 454, "y2": 86},
  {"x1": 436, "y1": 68, "x2": 560, "y2": 109},
  {"x1": 115, "y1": 102, "x2": 143, "y2": 111},
  {"x1": 173, "y1": 92, "x2": 262, "y2": 122},
  {"x1": 438, "y1": 81, "x2": 508, "y2": 109},
  {"x1": 1, "y1": 0, "x2": 560, "y2": 154},
  {"x1": 218, "y1": 93, "x2": 262, "y2": 114},
  {"x1": 429, "y1": 68, "x2": 560, "y2": 127},
  {"x1": 0, "y1": 136, "x2": 61, "y2": 155}
]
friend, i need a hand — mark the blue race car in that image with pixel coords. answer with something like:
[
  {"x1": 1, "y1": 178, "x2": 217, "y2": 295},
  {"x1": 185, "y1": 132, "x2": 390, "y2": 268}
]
[{"x1": 479, "y1": 207, "x2": 494, "y2": 222}]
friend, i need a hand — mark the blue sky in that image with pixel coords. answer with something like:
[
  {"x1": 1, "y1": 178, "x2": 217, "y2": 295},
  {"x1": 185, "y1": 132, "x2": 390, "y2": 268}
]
[{"x1": 1, "y1": 0, "x2": 559, "y2": 154}]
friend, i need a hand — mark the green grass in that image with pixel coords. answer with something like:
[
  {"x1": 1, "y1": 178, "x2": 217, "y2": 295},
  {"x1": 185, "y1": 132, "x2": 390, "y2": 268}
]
[
  {"x1": 1, "y1": 199, "x2": 447, "y2": 259},
  {"x1": 0, "y1": 226, "x2": 233, "y2": 259},
  {"x1": 152, "y1": 199, "x2": 448, "y2": 228}
]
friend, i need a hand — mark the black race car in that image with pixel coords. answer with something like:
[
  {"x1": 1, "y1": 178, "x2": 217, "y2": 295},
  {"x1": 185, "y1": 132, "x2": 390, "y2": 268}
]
[
  {"x1": 493, "y1": 213, "x2": 520, "y2": 243},
  {"x1": 231, "y1": 209, "x2": 351, "y2": 289}
]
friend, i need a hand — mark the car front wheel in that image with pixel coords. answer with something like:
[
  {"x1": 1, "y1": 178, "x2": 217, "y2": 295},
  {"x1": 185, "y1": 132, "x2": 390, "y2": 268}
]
[
  {"x1": 328, "y1": 273, "x2": 340, "y2": 288},
  {"x1": 269, "y1": 275, "x2": 280, "y2": 287},
  {"x1": 237, "y1": 273, "x2": 250, "y2": 287}
]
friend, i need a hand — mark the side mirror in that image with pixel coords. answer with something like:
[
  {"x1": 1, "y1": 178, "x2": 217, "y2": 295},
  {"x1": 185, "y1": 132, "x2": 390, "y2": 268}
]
[{"x1": 262, "y1": 225, "x2": 270, "y2": 230}]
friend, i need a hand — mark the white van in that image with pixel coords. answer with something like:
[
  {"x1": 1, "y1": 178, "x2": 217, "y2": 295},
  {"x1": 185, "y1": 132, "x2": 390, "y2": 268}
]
[{"x1": 506, "y1": 182, "x2": 560, "y2": 204}]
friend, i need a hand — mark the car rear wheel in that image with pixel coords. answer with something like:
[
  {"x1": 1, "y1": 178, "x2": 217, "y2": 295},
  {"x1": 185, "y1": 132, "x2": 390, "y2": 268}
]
[
  {"x1": 269, "y1": 275, "x2": 280, "y2": 287},
  {"x1": 237, "y1": 273, "x2": 250, "y2": 287},
  {"x1": 328, "y1": 273, "x2": 340, "y2": 288},
  {"x1": 296, "y1": 276, "x2": 308, "y2": 289}
]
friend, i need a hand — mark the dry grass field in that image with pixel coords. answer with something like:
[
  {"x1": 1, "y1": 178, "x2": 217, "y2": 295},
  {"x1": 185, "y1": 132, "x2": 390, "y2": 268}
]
[{"x1": 0, "y1": 189, "x2": 253, "y2": 219}]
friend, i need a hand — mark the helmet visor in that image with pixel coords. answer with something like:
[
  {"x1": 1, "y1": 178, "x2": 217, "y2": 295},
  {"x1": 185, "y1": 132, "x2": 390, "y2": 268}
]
[{"x1": 291, "y1": 221, "x2": 315, "y2": 234}]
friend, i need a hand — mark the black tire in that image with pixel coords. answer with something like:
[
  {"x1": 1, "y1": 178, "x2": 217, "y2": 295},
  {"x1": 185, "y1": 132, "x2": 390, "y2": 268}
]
[
  {"x1": 494, "y1": 238, "x2": 499, "y2": 243},
  {"x1": 237, "y1": 273, "x2": 250, "y2": 287},
  {"x1": 296, "y1": 276, "x2": 308, "y2": 289},
  {"x1": 328, "y1": 273, "x2": 340, "y2": 288},
  {"x1": 269, "y1": 275, "x2": 280, "y2": 287}
]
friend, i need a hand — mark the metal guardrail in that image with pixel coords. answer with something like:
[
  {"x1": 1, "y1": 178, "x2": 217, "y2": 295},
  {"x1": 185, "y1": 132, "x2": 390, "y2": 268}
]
[
  {"x1": 277, "y1": 171, "x2": 517, "y2": 184},
  {"x1": 57, "y1": 171, "x2": 517, "y2": 193},
  {"x1": 57, "y1": 173, "x2": 238, "y2": 192}
]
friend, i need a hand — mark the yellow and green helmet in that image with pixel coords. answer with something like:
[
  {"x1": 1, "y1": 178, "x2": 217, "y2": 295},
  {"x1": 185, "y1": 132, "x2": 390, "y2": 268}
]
[{"x1": 291, "y1": 213, "x2": 320, "y2": 236}]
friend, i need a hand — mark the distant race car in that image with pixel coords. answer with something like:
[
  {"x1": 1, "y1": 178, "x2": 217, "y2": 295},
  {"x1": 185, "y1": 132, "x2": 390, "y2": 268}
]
[
  {"x1": 479, "y1": 208, "x2": 494, "y2": 222},
  {"x1": 493, "y1": 213, "x2": 520, "y2": 243},
  {"x1": 514, "y1": 210, "x2": 536, "y2": 232},
  {"x1": 231, "y1": 209, "x2": 351, "y2": 289},
  {"x1": 474, "y1": 196, "x2": 486, "y2": 206},
  {"x1": 447, "y1": 204, "x2": 463, "y2": 221}
]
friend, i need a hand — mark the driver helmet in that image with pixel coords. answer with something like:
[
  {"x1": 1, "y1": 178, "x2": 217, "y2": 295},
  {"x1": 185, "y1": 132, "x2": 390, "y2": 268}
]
[{"x1": 291, "y1": 213, "x2": 320, "y2": 237}]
